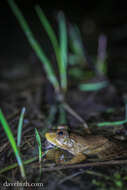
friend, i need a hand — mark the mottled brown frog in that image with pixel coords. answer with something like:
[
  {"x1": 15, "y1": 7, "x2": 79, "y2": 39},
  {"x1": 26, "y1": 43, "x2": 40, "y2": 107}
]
[{"x1": 45, "y1": 125, "x2": 127, "y2": 164}]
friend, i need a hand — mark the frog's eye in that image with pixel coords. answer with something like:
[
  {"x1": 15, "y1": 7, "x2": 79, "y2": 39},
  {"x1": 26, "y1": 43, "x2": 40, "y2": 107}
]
[{"x1": 57, "y1": 131, "x2": 64, "y2": 136}]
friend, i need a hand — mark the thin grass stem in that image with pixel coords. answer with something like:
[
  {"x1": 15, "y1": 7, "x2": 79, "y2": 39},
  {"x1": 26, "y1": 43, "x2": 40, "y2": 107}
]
[
  {"x1": 0, "y1": 109, "x2": 26, "y2": 179},
  {"x1": 97, "y1": 119, "x2": 127, "y2": 127},
  {"x1": 8, "y1": 0, "x2": 60, "y2": 93},
  {"x1": 35, "y1": 6, "x2": 68, "y2": 92},
  {"x1": 35, "y1": 128, "x2": 42, "y2": 163},
  {"x1": 58, "y1": 12, "x2": 68, "y2": 91},
  {"x1": 17, "y1": 107, "x2": 26, "y2": 147}
]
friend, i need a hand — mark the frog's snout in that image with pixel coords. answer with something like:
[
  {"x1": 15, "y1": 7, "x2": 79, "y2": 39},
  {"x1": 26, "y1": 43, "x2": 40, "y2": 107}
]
[
  {"x1": 45, "y1": 132, "x2": 51, "y2": 139},
  {"x1": 45, "y1": 132, "x2": 60, "y2": 147},
  {"x1": 45, "y1": 132, "x2": 57, "y2": 142}
]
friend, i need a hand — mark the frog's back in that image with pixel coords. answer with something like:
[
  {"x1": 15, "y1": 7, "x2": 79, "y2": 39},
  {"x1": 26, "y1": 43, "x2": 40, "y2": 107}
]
[
  {"x1": 70, "y1": 134, "x2": 109, "y2": 155},
  {"x1": 97, "y1": 140, "x2": 127, "y2": 160},
  {"x1": 70, "y1": 133, "x2": 127, "y2": 159}
]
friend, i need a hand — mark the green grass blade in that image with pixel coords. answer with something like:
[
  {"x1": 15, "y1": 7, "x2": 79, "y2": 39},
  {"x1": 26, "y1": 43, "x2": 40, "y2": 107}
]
[
  {"x1": 0, "y1": 109, "x2": 26, "y2": 179},
  {"x1": 69, "y1": 24, "x2": 85, "y2": 60},
  {"x1": 35, "y1": 6, "x2": 61, "y2": 69},
  {"x1": 0, "y1": 152, "x2": 48, "y2": 175},
  {"x1": 96, "y1": 34, "x2": 107, "y2": 75},
  {"x1": 97, "y1": 119, "x2": 127, "y2": 127},
  {"x1": 123, "y1": 96, "x2": 127, "y2": 119},
  {"x1": 35, "y1": 6, "x2": 68, "y2": 92},
  {"x1": 58, "y1": 104, "x2": 67, "y2": 124},
  {"x1": 79, "y1": 81, "x2": 108, "y2": 91},
  {"x1": 125, "y1": 102, "x2": 127, "y2": 119},
  {"x1": 7, "y1": 0, "x2": 59, "y2": 92},
  {"x1": 58, "y1": 12, "x2": 68, "y2": 91},
  {"x1": 35, "y1": 128, "x2": 42, "y2": 163},
  {"x1": 0, "y1": 156, "x2": 37, "y2": 175},
  {"x1": 17, "y1": 107, "x2": 26, "y2": 147}
]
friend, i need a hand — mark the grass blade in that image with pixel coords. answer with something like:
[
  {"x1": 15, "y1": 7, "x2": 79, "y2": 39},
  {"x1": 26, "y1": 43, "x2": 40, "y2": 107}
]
[
  {"x1": 0, "y1": 156, "x2": 37, "y2": 175},
  {"x1": 35, "y1": 6, "x2": 68, "y2": 92},
  {"x1": 69, "y1": 24, "x2": 85, "y2": 59},
  {"x1": 79, "y1": 81, "x2": 108, "y2": 91},
  {"x1": 35, "y1": 6, "x2": 61, "y2": 70},
  {"x1": 0, "y1": 151, "x2": 48, "y2": 175},
  {"x1": 123, "y1": 95, "x2": 127, "y2": 119},
  {"x1": 35, "y1": 5, "x2": 59, "y2": 58},
  {"x1": 58, "y1": 12, "x2": 68, "y2": 91},
  {"x1": 97, "y1": 119, "x2": 127, "y2": 127},
  {"x1": 35, "y1": 128, "x2": 42, "y2": 163},
  {"x1": 8, "y1": 0, "x2": 59, "y2": 92},
  {"x1": 58, "y1": 104, "x2": 67, "y2": 124},
  {"x1": 96, "y1": 34, "x2": 107, "y2": 75},
  {"x1": 17, "y1": 107, "x2": 26, "y2": 147},
  {"x1": 0, "y1": 109, "x2": 26, "y2": 179}
]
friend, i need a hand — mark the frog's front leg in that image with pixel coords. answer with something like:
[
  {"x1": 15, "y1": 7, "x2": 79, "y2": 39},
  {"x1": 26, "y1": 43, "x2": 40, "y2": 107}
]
[
  {"x1": 45, "y1": 149, "x2": 66, "y2": 164},
  {"x1": 63, "y1": 153, "x2": 87, "y2": 165},
  {"x1": 45, "y1": 150, "x2": 87, "y2": 164}
]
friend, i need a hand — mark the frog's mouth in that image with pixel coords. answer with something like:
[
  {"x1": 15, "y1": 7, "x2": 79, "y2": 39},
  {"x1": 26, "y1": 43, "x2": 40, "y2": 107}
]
[
  {"x1": 45, "y1": 132, "x2": 73, "y2": 151},
  {"x1": 45, "y1": 132, "x2": 60, "y2": 147}
]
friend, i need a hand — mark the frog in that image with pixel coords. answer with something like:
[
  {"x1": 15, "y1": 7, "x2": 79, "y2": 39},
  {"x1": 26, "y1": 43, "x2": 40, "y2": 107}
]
[{"x1": 45, "y1": 125, "x2": 127, "y2": 164}]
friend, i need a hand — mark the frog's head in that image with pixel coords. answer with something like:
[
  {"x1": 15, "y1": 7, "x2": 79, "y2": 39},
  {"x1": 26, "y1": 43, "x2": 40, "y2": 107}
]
[{"x1": 45, "y1": 125, "x2": 75, "y2": 150}]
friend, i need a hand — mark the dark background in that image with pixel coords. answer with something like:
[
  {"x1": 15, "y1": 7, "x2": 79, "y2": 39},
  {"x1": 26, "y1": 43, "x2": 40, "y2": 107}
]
[{"x1": 1, "y1": 0, "x2": 127, "y2": 83}]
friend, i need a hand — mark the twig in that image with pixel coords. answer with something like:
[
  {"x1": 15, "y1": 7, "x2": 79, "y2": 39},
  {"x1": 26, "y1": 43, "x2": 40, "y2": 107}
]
[
  {"x1": 63, "y1": 102, "x2": 91, "y2": 134},
  {"x1": 41, "y1": 159, "x2": 127, "y2": 172},
  {"x1": 1, "y1": 157, "x2": 127, "y2": 175},
  {"x1": 7, "y1": 109, "x2": 20, "y2": 121},
  {"x1": 58, "y1": 169, "x2": 85, "y2": 184},
  {"x1": 84, "y1": 170, "x2": 110, "y2": 180},
  {"x1": 0, "y1": 142, "x2": 9, "y2": 152}
]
